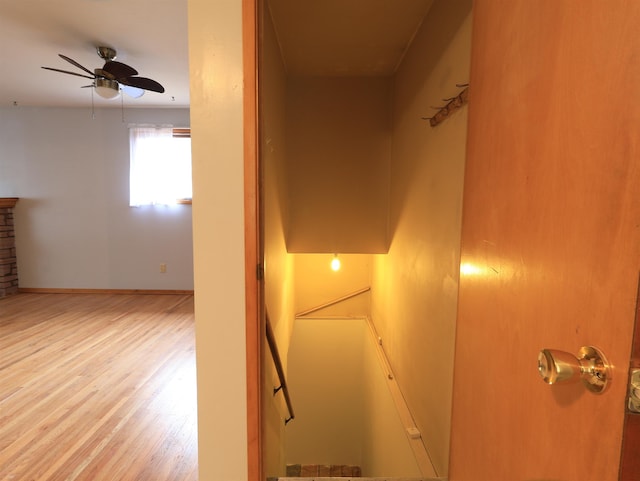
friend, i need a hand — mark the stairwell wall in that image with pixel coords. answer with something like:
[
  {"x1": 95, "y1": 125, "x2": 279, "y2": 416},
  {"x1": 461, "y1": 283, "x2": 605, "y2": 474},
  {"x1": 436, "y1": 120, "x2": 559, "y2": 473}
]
[
  {"x1": 370, "y1": 1, "x2": 472, "y2": 476},
  {"x1": 262, "y1": 5, "x2": 297, "y2": 477}
]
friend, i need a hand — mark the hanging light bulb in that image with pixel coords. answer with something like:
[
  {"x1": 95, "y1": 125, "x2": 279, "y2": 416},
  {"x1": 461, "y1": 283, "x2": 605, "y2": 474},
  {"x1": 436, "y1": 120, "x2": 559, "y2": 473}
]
[{"x1": 331, "y1": 254, "x2": 341, "y2": 272}]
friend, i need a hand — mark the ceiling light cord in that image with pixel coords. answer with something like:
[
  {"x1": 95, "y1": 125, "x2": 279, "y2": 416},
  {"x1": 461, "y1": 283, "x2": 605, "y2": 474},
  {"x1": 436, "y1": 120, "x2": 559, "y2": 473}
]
[{"x1": 91, "y1": 86, "x2": 95, "y2": 120}]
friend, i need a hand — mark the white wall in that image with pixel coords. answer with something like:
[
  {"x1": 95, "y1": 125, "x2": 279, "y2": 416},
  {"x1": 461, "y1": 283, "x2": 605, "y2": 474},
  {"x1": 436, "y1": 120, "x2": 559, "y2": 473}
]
[
  {"x1": 0, "y1": 106, "x2": 193, "y2": 290},
  {"x1": 188, "y1": 0, "x2": 248, "y2": 480}
]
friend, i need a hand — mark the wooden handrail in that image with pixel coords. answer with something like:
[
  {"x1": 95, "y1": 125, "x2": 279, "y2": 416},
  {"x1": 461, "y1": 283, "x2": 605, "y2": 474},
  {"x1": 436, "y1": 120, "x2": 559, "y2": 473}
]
[
  {"x1": 295, "y1": 287, "x2": 371, "y2": 318},
  {"x1": 265, "y1": 312, "x2": 295, "y2": 424},
  {"x1": 365, "y1": 316, "x2": 438, "y2": 477}
]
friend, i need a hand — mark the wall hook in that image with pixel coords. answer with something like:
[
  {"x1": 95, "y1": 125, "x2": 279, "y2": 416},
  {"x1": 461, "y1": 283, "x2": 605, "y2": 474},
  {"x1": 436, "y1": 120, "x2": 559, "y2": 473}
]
[{"x1": 423, "y1": 84, "x2": 469, "y2": 127}]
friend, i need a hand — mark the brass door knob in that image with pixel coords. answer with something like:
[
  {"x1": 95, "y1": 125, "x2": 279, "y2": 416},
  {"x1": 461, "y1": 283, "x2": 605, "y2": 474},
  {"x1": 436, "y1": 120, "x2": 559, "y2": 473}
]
[{"x1": 537, "y1": 346, "x2": 611, "y2": 393}]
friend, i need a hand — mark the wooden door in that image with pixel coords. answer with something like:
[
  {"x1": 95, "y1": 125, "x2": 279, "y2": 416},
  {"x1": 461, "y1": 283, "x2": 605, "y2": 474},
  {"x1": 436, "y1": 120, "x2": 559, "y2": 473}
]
[{"x1": 449, "y1": 2, "x2": 640, "y2": 480}]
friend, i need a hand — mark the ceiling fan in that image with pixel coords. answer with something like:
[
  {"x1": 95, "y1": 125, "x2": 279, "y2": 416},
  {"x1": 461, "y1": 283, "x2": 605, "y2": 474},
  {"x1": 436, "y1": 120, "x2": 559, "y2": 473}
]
[{"x1": 41, "y1": 46, "x2": 165, "y2": 100}]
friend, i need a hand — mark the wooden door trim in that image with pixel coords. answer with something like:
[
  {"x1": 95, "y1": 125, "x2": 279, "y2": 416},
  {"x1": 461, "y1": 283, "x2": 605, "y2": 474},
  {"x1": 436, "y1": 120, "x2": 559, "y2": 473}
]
[{"x1": 243, "y1": 0, "x2": 261, "y2": 480}]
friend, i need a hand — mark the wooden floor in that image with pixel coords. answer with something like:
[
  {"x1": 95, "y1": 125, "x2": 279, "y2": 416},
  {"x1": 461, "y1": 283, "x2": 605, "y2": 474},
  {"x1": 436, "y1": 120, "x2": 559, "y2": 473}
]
[{"x1": 0, "y1": 293, "x2": 198, "y2": 481}]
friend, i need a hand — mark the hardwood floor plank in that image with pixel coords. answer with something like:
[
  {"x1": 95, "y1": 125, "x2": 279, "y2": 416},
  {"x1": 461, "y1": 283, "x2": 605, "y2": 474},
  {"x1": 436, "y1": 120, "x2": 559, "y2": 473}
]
[{"x1": 0, "y1": 293, "x2": 198, "y2": 481}]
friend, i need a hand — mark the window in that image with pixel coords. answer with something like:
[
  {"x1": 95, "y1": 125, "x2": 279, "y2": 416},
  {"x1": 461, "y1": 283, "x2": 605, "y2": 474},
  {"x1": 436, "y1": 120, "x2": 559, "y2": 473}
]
[{"x1": 129, "y1": 126, "x2": 192, "y2": 206}]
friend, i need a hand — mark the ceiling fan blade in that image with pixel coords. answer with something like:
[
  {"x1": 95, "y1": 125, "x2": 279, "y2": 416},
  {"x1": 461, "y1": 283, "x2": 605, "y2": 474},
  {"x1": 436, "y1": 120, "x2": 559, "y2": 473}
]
[
  {"x1": 58, "y1": 54, "x2": 95, "y2": 76},
  {"x1": 103, "y1": 61, "x2": 138, "y2": 80},
  {"x1": 121, "y1": 84, "x2": 145, "y2": 99},
  {"x1": 119, "y1": 76, "x2": 165, "y2": 93},
  {"x1": 41, "y1": 66, "x2": 95, "y2": 80}
]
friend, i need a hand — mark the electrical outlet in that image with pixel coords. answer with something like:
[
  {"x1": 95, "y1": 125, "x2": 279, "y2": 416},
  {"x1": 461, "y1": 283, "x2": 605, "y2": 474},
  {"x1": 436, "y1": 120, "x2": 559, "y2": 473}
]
[{"x1": 160, "y1": 263, "x2": 167, "y2": 273}]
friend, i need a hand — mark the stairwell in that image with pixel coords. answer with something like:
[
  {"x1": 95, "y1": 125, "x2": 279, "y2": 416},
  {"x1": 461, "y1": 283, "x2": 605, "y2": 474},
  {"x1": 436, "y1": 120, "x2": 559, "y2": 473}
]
[
  {"x1": 265, "y1": 286, "x2": 446, "y2": 481},
  {"x1": 270, "y1": 317, "x2": 446, "y2": 481}
]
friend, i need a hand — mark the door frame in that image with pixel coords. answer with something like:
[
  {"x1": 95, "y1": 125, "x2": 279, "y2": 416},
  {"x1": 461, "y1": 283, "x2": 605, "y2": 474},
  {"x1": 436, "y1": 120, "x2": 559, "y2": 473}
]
[{"x1": 243, "y1": 1, "x2": 262, "y2": 481}]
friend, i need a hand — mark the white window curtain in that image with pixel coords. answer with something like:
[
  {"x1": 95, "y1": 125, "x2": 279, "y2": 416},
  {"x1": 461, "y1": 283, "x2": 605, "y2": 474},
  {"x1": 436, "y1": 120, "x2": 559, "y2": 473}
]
[{"x1": 129, "y1": 126, "x2": 192, "y2": 206}]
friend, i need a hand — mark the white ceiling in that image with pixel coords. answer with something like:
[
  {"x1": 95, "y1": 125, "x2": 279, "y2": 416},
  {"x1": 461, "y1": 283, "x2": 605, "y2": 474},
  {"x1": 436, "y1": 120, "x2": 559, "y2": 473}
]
[
  {"x1": 0, "y1": 0, "x2": 190, "y2": 108},
  {"x1": 0, "y1": 0, "x2": 434, "y2": 109}
]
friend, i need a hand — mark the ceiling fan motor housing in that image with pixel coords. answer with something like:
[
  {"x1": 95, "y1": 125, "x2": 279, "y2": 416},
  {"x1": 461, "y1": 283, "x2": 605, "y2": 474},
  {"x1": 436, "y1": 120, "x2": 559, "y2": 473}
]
[{"x1": 97, "y1": 46, "x2": 117, "y2": 61}]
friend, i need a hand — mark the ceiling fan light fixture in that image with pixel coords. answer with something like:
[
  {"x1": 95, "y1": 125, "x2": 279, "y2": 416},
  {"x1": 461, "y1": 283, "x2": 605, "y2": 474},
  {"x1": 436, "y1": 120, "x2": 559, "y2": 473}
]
[
  {"x1": 42, "y1": 49, "x2": 164, "y2": 101},
  {"x1": 94, "y1": 78, "x2": 120, "y2": 99}
]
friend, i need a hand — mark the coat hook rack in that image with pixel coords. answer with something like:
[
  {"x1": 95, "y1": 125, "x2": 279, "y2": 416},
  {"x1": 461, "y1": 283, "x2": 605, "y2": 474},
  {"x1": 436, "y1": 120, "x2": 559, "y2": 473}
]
[{"x1": 421, "y1": 83, "x2": 469, "y2": 127}]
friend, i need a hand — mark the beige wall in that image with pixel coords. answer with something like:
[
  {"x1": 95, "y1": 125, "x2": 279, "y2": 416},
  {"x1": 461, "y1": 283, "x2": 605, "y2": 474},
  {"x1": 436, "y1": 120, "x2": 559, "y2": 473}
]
[
  {"x1": 188, "y1": 0, "x2": 247, "y2": 480},
  {"x1": 370, "y1": 1, "x2": 472, "y2": 476},
  {"x1": 285, "y1": 77, "x2": 392, "y2": 254},
  {"x1": 262, "y1": 5, "x2": 297, "y2": 476},
  {"x1": 285, "y1": 318, "x2": 366, "y2": 465},
  {"x1": 360, "y1": 324, "x2": 422, "y2": 477},
  {"x1": 285, "y1": 317, "x2": 422, "y2": 477},
  {"x1": 263, "y1": 13, "x2": 295, "y2": 353},
  {"x1": 294, "y1": 253, "x2": 371, "y2": 317}
]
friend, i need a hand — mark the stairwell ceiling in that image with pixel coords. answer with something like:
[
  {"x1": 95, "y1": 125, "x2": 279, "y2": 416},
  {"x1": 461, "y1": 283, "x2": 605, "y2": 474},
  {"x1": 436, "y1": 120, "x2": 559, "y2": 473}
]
[
  {"x1": 267, "y1": 0, "x2": 435, "y2": 76},
  {"x1": 0, "y1": 0, "x2": 434, "y2": 108}
]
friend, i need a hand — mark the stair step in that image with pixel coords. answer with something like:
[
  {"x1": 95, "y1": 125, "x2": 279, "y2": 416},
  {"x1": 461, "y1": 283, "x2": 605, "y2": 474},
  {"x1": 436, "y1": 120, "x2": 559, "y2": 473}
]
[
  {"x1": 276, "y1": 464, "x2": 446, "y2": 481},
  {"x1": 286, "y1": 464, "x2": 361, "y2": 477}
]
